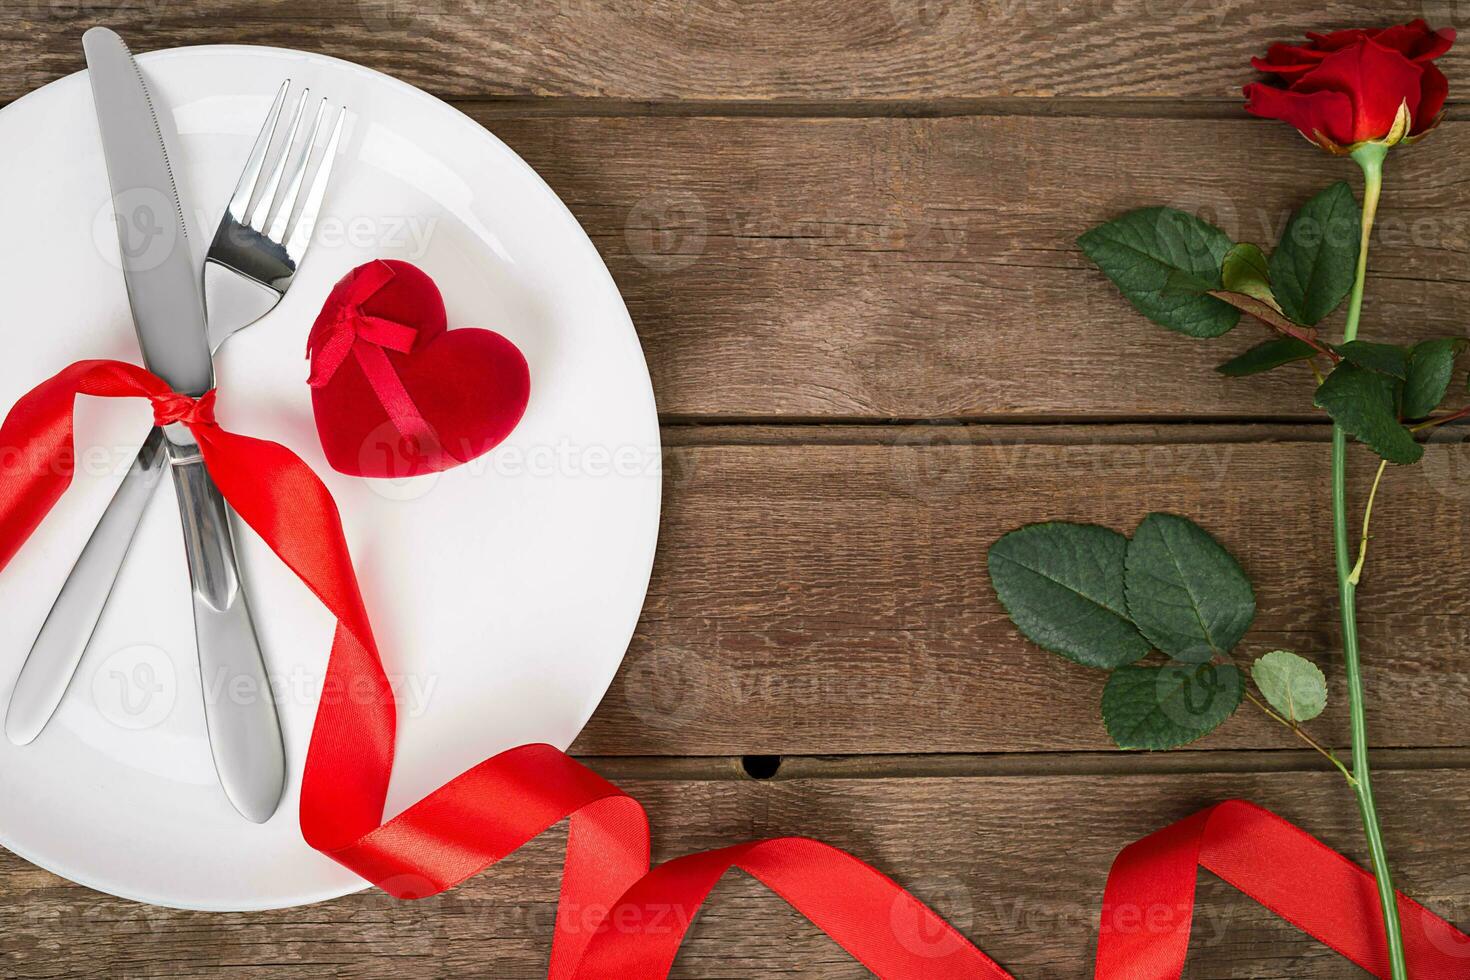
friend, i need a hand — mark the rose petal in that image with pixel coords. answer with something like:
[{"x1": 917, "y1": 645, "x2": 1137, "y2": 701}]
[
  {"x1": 1413, "y1": 63, "x2": 1450, "y2": 134},
  {"x1": 1261, "y1": 41, "x2": 1332, "y2": 64},
  {"x1": 1244, "y1": 82, "x2": 1354, "y2": 146},
  {"x1": 1306, "y1": 28, "x2": 1371, "y2": 51},
  {"x1": 1293, "y1": 40, "x2": 1425, "y2": 143},
  {"x1": 1251, "y1": 42, "x2": 1331, "y2": 75},
  {"x1": 1369, "y1": 22, "x2": 1425, "y2": 55},
  {"x1": 1410, "y1": 27, "x2": 1455, "y2": 63},
  {"x1": 1252, "y1": 56, "x2": 1317, "y2": 77}
]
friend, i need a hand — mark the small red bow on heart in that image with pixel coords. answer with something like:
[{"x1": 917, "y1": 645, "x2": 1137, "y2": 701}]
[
  {"x1": 306, "y1": 261, "x2": 443, "y2": 466},
  {"x1": 306, "y1": 313, "x2": 417, "y2": 388}
]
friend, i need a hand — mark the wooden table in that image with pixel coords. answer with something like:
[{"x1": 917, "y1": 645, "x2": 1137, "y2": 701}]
[{"x1": 5, "y1": 3, "x2": 1470, "y2": 977}]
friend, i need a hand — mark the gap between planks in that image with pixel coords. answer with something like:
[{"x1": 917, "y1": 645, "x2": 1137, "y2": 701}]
[
  {"x1": 448, "y1": 96, "x2": 1285, "y2": 120},
  {"x1": 581, "y1": 747, "x2": 1470, "y2": 782},
  {"x1": 307, "y1": 97, "x2": 1470, "y2": 121},
  {"x1": 5, "y1": 95, "x2": 1470, "y2": 121},
  {"x1": 657, "y1": 420, "x2": 1406, "y2": 447}
]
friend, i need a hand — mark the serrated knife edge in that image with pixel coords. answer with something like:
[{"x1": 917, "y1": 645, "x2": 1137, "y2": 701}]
[{"x1": 120, "y1": 39, "x2": 189, "y2": 243}]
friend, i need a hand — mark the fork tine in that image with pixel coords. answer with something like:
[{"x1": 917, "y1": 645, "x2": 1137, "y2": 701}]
[
  {"x1": 248, "y1": 86, "x2": 310, "y2": 231},
  {"x1": 284, "y1": 106, "x2": 346, "y2": 264},
  {"x1": 226, "y1": 80, "x2": 289, "y2": 223},
  {"x1": 266, "y1": 98, "x2": 329, "y2": 243}
]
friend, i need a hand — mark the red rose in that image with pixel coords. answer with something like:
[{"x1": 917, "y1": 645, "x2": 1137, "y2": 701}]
[{"x1": 1243, "y1": 19, "x2": 1454, "y2": 151}]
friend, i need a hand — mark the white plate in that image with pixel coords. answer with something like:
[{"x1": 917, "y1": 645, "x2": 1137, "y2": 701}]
[{"x1": 0, "y1": 45, "x2": 660, "y2": 910}]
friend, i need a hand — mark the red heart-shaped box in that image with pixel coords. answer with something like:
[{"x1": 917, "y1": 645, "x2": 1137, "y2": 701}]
[{"x1": 307, "y1": 260, "x2": 530, "y2": 478}]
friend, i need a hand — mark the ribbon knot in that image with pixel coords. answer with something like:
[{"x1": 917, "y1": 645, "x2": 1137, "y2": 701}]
[
  {"x1": 149, "y1": 388, "x2": 217, "y2": 428},
  {"x1": 306, "y1": 309, "x2": 419, "y2": 389}
]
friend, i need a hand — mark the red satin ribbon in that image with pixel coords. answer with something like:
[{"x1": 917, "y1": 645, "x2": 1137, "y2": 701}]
[
  {"x1": 1097, "y1": 798, "x2": 1470, "y2": 978},
  {"x1": 306, "y1": 260, "x2": 441, "y2": 463},
  {"x1": 1, "y1": 360, "x2": 1465, "y2": 979}
]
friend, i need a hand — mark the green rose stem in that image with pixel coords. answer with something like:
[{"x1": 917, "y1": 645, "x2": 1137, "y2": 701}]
[{"x1": 1337, "y1": 140, "x2": 1406, "y2": 980}]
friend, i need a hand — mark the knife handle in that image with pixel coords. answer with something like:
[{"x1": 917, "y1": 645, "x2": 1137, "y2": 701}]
[
  {"x1": 165, "y1": 429, "x2": 285, "y2": 824},
  {"x1": 4, "y1": 428, "x2": 169, "y2": 747}
]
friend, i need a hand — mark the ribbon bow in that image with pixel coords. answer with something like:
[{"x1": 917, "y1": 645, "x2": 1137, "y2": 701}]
[
  {"x1": 0, "y1": 359, "x2": 1465, "y2": 979},
  {"x1": 306, "y1": 261, "x2": 441, "y2": 465},
  {"x1": 306, "y1": 311, "x2": 417, "y2": 388}
]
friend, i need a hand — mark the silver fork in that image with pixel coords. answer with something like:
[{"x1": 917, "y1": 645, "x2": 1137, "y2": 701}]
[
  {"x1": 4, "y1": 83, "x2": 345, "y2": 786},
  {"x1": 205, "y1": 81, "x2": 346, "y2": 347}
]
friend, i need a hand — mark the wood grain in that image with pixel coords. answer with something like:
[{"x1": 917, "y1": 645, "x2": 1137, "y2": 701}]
[
  {"x1": 3, "y1": 767, "x2": 1465, "y2": 978},
  {"x1": 5, "y1": 74, "x2": 1467, "y2": 424},
  {"x1": 476, "y1": 113, "x2": 1470, "y2": 420},
  {"x1": 571, "y1": 430, "x2": 1470, "y2": 755},
  {"x1": 1, "y1": 1, "x2": 1467, "y2": 104},
  {"x1": 5, "y1": 6, "x2": 1470, "y2": 977}
]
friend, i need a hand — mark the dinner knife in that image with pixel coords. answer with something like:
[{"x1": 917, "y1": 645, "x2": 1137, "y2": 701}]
[{"x1": 73, "y1": 27, "x2": 285, "y2": 822}]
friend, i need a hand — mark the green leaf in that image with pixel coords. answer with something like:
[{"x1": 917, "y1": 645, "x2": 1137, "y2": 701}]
[
  {"x1": 1251, "y1": 650, "x2": 1328, "y2": 723},
  {"x1": 1269, "y1": 182, "x2": 1360, "y2": 326},
  {"x1": 1336, "y1": 340, "x2": 1409, "y2": 380},
  {"x1": 1216, "y1": 338, "x2": 1317, "y2": 377},
  {"x1": 1124, "y1": 513, "x2": 1255, "y2": 663},
  {"x1": 1220, "y1": 242, "x2": 1282, "y2": 312},
  {"x1": 1078, "y1": 208, "x2": 1239, "y2": 338},
  {"x1": 1161, "y1": 268, "x2": 1216, "y2": 296},
  {"x1": 1403, "y1": 337, "x2": 1469, "y2": 419},
  {"x1": 1314, "y1": 363, "x2": 1423, "y2": 464},
  {"x1": 988, "y1": 523, "x2": 1152, "y2": 669},
  {"x1": 1102, "y1": 662, "x2": 1244, "y2": 749}
]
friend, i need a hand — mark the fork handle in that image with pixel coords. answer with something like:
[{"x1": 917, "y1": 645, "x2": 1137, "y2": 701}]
[
  {"x1": 165, "y1": 429, "x2": 285, "y2": 823},
  {"x1": 4, "y1": 428, "x2": 168, "y2": 746}
]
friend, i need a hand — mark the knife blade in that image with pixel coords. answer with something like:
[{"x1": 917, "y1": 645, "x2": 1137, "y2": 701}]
[
  {"x1": 82, "y1": 29, "x2": 211, "y2": 395},
  {"x1": 75, "y1": 27, "x2": 285, "y2": 822}
]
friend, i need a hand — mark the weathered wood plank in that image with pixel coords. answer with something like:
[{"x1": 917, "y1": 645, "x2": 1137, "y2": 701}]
[
  {"x1": 573, "y1": 432, "x2": 1470, "y2": 755},
  {"x1": 6, "y1": 94, "x2": 1467, "y2": 421},
  {"x1": 477, "y1": 113, "x2": 1470, "y2": 420},
  {"x1": 1, "y1": 1, "x2": 1466, "y2": 103},
  {"x1": 3, "y1": 768, "x2": 1465, "y2": 977}
]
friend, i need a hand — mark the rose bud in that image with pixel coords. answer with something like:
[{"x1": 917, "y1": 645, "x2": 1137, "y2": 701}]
[{"x1": 1243, "y1": 19, "x2": 1454, "y2": 153}]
